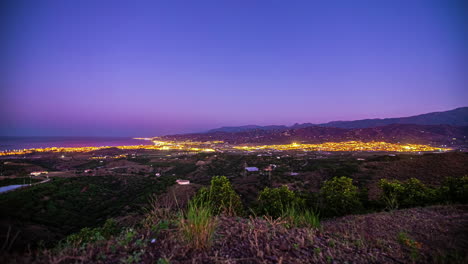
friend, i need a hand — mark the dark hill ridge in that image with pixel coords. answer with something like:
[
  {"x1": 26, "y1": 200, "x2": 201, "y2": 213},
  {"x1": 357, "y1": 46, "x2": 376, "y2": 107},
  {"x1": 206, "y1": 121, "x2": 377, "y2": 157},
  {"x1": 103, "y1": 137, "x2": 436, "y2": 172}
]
[
  {"x1": 320, "y1": 106, "x2": 468, "y2": 128},
  {"x1": 204, "y1": 107, "x2": 468, "y2": 133},
  {"x1": 163, "y1": 124, "x2": 468, "y2": 146},
  {"x1": 207, "y1": 125, "x2": 287, "y2": 133}
]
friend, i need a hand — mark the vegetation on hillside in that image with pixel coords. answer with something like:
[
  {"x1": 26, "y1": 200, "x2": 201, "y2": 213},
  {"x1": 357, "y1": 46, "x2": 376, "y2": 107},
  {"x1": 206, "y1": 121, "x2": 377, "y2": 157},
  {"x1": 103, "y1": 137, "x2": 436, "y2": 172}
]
[
  {"x1": 0, "y1": 175, "x2": 176, "y2": 249},
  {"x1": 1, "y1": 152, "x2": 468, "y2": 263}
]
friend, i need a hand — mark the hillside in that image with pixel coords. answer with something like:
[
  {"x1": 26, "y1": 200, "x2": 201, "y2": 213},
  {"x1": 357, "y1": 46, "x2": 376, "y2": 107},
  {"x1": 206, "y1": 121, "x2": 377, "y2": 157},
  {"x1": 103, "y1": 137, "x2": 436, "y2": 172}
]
[
  {"x1": 207, "y1": 125, "x2": 287, "y2": 133},
  {"x1": 8, "y1": 205, "x2": 467, "y2": 263},
  {"x1": 2, "y1": 150, "x2": 467, "y2": 263},
  {"x1": 163, "y1": 124, "x2": 468, "y2": 146},
  {"x1": 201, "y1": 107, "x2": 468, "y2": 133},
  {"x1": 320, "y1": 107, "x2": 468, "y2": 128}
]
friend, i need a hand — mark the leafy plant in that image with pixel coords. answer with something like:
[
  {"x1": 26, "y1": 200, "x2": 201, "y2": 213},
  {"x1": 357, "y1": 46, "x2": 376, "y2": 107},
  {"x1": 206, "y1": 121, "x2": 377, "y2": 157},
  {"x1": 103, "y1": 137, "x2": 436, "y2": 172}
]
[
  {"x1": 118, "y1": 228, "x2": 138, "y2": 247},
  {"x1": 379, "y1": 178, "x2": 436, "y2": 209},
  {"x1": 192, "y1": 176, "x2": 243, "y2": 216},
  {"x1": 120, "y1": 249, "x2": 144, "y2": 263},
  {"x1": 65, "y1": 218, "x2": 120, "y2": 246},
  {"x1": 402, "y1": 178, "x2": 436, "y2": 207},
  {"x1": 438, "y1": 176, "x2": 468, "y2": 204},
  {"x1": 319, "y1": 176, "x2": 362, "y2": 216},
  {"x1": 379, "y1": 179, "x2": 404, "y2": 210},
  {"x1": 257, "y1": 185, "x2": 304, "y2": 218},
  {"x1": 157, "y1": 258, "x2": 171, "y2": 264}
]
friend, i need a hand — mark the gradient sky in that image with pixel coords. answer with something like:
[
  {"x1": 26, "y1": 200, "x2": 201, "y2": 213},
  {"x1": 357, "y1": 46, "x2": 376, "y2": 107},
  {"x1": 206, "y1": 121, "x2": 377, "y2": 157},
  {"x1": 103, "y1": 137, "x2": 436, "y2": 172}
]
[{"x1": 1, "y1": 0, "x2": 467, "y2": 137}]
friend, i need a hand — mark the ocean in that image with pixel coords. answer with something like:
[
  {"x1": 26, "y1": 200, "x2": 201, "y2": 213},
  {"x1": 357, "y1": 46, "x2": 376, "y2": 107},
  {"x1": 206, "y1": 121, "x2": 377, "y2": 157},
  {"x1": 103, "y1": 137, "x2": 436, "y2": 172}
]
[{"x1": 0, "y1": 137, "x2": 152, "y2": 151}]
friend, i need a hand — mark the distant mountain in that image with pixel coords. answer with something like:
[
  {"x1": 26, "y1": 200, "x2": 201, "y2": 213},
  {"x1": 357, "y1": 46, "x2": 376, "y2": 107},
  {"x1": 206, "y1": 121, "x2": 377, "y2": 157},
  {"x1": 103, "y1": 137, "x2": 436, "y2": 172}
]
[
  {"x1": 163, "y1": 124, "x2": 468, "y2": 147},
  {"x1": 319, "y1": 107, "x2": 468, "y2": 129},
  {"x1": 207, "y1": 125, "x2": 287, "y2": 133},
  {"x1": 204, "y1": 107, "x2": 468, "y2": 133},
  {"x1": 163, "y1": 107, "x2": 468, "y2": 147}
]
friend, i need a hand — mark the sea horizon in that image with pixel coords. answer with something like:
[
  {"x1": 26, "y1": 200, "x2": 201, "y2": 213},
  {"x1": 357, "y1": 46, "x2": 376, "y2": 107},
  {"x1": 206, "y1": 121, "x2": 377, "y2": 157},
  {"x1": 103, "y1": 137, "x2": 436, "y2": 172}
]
[{"x1": 0, "y1": 136, "x2": 152, "y2": 151}]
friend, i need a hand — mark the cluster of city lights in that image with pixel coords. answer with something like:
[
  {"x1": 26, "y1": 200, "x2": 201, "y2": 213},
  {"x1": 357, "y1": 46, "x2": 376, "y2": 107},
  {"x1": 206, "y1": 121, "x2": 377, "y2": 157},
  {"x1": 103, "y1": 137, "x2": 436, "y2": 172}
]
[
  {"x1": 234, "y1": 141, "x2": 450, "y2": 152},
  {"x1": 0, "y1": 140, "x2": 449, "y2": 156},
  {"x1": 0, "y1": 140, "x2": 221, "y2": 156},
  {"x1": 89, "y1": 154, "x2": 128, "y2": 160}
]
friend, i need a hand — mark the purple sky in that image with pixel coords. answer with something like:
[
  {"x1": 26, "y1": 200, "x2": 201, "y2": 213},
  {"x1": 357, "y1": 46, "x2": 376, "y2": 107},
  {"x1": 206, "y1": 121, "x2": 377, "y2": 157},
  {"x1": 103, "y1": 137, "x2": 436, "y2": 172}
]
[{"x1": 1, "y1": 0, "x2": 467, "y2": 137}]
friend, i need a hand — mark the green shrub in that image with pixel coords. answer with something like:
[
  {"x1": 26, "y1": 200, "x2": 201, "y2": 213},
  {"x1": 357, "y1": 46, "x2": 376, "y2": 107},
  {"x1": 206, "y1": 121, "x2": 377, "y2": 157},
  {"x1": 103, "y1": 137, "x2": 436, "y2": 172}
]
[
  {"x1": 319, "y1": 176, "x2": 362, "y2": 216},
  {"x1": 178, "y1": 200, "x2": 217, "y2": 250},
  {"x1": 439, "y1": 176, "x2": 468, "y2": 204},
  {"x1": 257, "y1": 185, "x2": 304, "y2": 218},
  {"x1": 65, "y1": 218, "x2": 120, "y2": 246},
  {"x1": 379, "y1": 179, "x2": 404, "y2": 210},
  {"x1": 403, "y1": 178, "x2": 437, "y2": 206},
  {"x1": 379, "y1": 178, "x2": 436, "y2": 209},
  {"x1": 192, "y1": 176, "x2": 243, "y2": 216}
]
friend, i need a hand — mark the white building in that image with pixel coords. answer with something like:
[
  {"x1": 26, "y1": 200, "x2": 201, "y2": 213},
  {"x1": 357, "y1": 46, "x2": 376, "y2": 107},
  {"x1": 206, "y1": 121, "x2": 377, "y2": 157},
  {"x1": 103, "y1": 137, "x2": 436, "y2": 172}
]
[
  {"x1": 176, "y1": 179, "x2": 190, "y2": 185},
  {"x1": 30, "y1": 171, "x2": 48, "y2": 176}
]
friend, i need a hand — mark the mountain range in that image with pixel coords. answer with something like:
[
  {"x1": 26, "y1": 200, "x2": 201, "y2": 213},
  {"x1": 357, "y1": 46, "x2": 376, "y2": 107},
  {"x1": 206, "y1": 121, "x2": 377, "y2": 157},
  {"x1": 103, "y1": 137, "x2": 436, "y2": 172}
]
[
  {"x1": 206, "y1": 107, "x2": 468, "y2": 133},
  {"x1": 163, "y1": 107, "x2": 468, "y2": 147}
]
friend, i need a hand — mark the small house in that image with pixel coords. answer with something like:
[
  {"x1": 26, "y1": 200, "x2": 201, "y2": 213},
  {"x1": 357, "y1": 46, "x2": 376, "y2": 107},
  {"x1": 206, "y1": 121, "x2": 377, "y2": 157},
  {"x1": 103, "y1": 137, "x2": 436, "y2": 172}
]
[
  {"x1": 30, "y1": 171, "x2": 48, "y2": 176},
  {"x1": 176, "y1": 179, "x2": 190, "y2": 185},
  {"x1": 245, "y1": 167, "x2": 259, "y2": 172}
]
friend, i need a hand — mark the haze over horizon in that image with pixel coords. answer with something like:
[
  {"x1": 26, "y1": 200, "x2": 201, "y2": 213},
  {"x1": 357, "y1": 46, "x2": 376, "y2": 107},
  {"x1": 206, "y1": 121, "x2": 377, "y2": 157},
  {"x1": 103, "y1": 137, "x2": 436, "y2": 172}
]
[{"x1": 1, "y1": 0, "x2": 467, "y2": 137}]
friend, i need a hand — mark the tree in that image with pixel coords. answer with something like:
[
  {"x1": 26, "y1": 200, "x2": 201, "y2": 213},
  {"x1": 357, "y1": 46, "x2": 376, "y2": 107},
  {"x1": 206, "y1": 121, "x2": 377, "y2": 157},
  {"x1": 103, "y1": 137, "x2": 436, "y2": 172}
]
[
  {"x1": 257, "y1": 185, "x2": 304, "y2": 218},
  {"x1": 320, "y1": 176, "x2": 362, "y2": 216},
  {"x1": 439, "y1": 176, "x2": 468, "y2": 204},
  {"x1": 193, "y1": 176, "x2": 243, "y2": 216},
  {"x1": 379, "y1": 178, "x2": 436, "y2": 209}
]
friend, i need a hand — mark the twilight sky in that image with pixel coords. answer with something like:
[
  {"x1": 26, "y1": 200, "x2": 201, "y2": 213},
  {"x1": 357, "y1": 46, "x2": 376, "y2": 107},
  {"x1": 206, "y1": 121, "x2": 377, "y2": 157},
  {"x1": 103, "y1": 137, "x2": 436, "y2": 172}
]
[{"x1": 1, "y1": 0, "x2": 467, "y2": 137}]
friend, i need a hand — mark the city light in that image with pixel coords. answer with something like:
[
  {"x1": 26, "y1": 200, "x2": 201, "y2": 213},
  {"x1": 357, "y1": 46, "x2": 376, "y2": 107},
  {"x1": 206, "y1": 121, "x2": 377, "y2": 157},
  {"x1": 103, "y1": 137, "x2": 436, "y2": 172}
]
[
  {"x1": 233, "y1": 141, "x2": 450, "y2": 152},
  {"x1": 0, "y1": 140, "x2": 450, "y2": 156}
]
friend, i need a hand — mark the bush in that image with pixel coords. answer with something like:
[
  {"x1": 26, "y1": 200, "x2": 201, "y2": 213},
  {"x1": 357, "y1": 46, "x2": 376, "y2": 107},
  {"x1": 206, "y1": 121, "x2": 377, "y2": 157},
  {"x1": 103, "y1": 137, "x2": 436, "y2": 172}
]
[
  {"x1": 257, "y1": 185, "x2": 304, "y2": 218},
  {"x1": 192, "y1": 176, "x2": 243, "y2": 216},
  {"x1": 379, "y1": 178, "x2": 436, "y2": 209},
  {"x1": 65, "y1": 218, "x2": 120, "y2": 246},
  {"x1": 439, "y1": 176, "x2": 468, "y2": 204},
  {"x1": 379, "y1": 179, "x2": 404, "y2": 210},
  {"x1": 403, "y1": 178, "x2": 437, "y2": 207},
  {"x1": 319, "y1": 176, "x2": 362, "y2": 216},
  {"x1": 178, "y1": 200, "x2": 217, "y2": 250}
]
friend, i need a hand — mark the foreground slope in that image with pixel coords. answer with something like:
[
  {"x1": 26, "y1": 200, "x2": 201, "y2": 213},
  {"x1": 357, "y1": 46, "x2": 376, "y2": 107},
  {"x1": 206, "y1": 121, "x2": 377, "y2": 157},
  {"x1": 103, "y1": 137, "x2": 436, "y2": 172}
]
[{"x1": 13, "y1": 205, "x2": 467, "y2": 264}]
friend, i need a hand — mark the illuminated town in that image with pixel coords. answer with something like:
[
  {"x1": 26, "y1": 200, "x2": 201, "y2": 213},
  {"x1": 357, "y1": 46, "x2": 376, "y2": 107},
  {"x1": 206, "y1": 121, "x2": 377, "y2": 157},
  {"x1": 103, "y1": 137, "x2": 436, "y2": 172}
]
[
  {"x1": 0, "y1": 140, "x2": 450, "y2": 156},
  {"x1": 233, "y1": 141, "x2": 450, "y2": 152}
]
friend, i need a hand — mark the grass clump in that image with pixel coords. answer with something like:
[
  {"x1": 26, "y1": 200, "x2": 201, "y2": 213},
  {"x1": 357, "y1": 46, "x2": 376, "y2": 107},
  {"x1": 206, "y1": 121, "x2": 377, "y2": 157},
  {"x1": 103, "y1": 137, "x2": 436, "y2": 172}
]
[
  {"x1": 282, "y1": 207, "x2": 320, "y2": 229},
  {"x1": 178, "y1": 200, "x2": 217, "y2": 250}
]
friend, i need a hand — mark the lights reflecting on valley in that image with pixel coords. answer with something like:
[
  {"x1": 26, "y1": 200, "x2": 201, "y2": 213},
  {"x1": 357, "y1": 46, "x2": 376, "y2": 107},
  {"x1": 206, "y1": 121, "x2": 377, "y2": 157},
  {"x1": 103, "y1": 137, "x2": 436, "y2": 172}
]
[
  {"x1": 0, "y1": 140, "x2": 450, "y2": 156},
  {"x1": 234, "y1": 141, "x2": 450, "y2": 152},
  {"x1": 0, "y1": 140, "x2": 221, "y2": 156}
]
